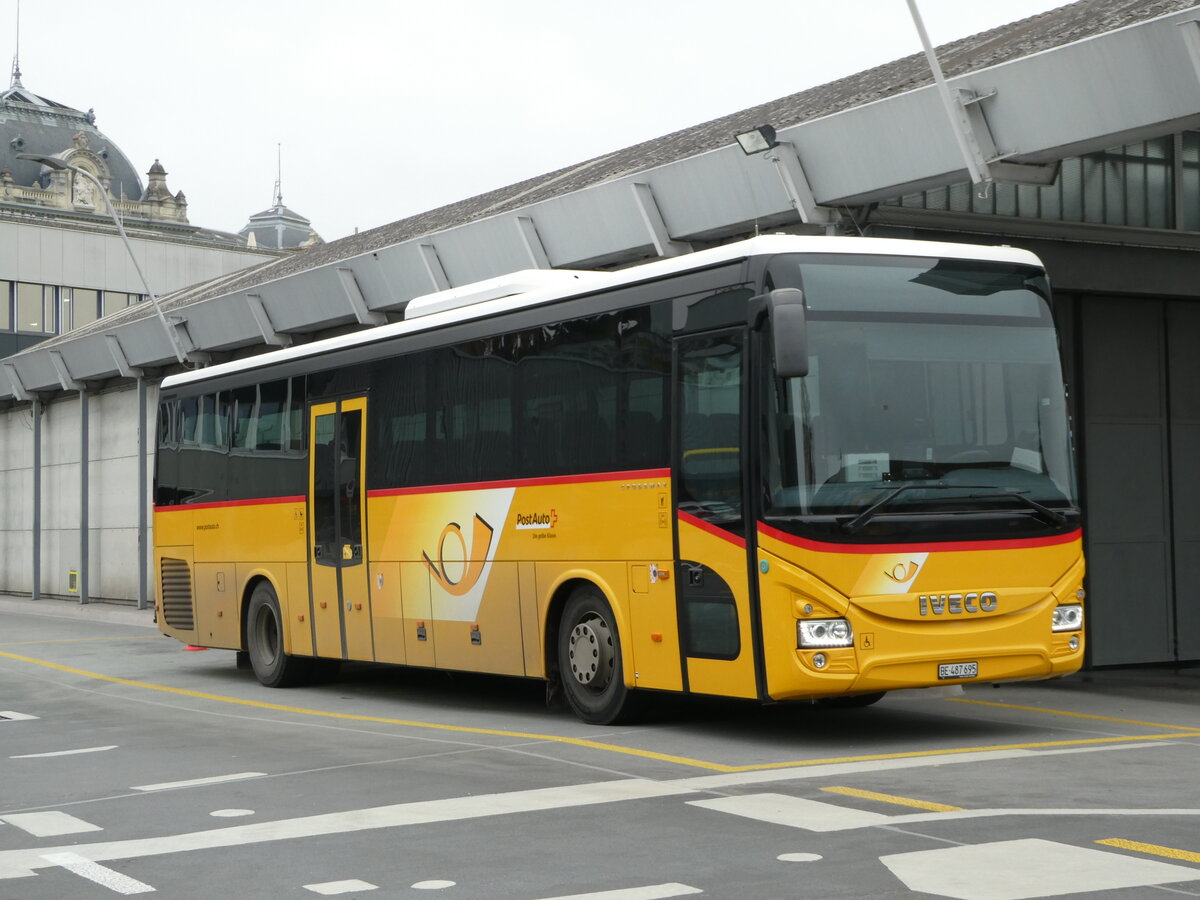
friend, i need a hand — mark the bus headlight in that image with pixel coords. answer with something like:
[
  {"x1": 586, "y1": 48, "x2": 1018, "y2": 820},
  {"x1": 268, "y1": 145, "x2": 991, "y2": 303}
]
[
  {"x1": 1052, "y1": 604, "x2": 1083, "y2": 632},
  {"x1": 798, "y1": 618, "x2": 854, "y2": 648}
]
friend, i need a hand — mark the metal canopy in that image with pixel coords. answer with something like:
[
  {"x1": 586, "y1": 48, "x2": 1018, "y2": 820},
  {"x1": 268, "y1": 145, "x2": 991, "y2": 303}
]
[{"x1": 3, "y1": 3, "x2": 1199, "y2": 404}]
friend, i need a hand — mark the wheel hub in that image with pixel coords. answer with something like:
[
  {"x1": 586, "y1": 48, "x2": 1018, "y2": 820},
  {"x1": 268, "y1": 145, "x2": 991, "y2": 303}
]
[{"x1": 567, "y1": 615, "x2": 614, "y2": 688}]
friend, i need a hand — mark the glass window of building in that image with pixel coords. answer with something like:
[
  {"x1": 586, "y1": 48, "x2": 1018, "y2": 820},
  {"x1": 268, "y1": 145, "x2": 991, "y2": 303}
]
[
  {"x1": 890, "y1": 132, "x2": 1199, "y2": 232},
  {"x1": 1184, "y1": 132, "x2": 1199, "y2": 232},
  {"x1": 61, "y1": 288, "x2": 101, "y2": 332},
  {"x1": 16, "y1": 283, "x2": 56, "y2": 334},
  {"x1": 0, "y1": 280, "x2": 11, "y2": 331},
  {"x1": 102, "y1": 291, "x2": 138, "y2": 318}
]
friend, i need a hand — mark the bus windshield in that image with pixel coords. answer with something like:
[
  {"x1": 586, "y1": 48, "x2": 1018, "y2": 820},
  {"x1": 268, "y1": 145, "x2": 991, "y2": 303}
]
[{"x1": 763, "y1": 254, "x2": 1079, "y2": 542}]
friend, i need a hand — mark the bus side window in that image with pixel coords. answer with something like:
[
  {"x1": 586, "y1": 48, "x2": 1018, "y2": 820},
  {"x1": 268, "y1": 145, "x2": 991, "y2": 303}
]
[
  {"x1": 255, "y1": 380, "x2": 288, "y2": 453},
  {"x1": 232, "y1": 386, "x2": 257, "y2": 451},
  {"x1": 677, "y1": 332, "x2": 744, "y2": 529},
  {"x1": 197, "y1": 393, "x2": 230, "y2": 451},
  {"x1": 179, "y1": 397, "x2": 199, "y2": 445}
]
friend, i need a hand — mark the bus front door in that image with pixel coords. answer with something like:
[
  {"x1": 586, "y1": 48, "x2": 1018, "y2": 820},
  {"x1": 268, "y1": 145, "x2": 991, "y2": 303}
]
[
  {"x1": 674, "y1": 331, "x2": 759, "y2": 699},
  {"x1": 308, "y1": 398, "x2": 373, "y2": 662}
]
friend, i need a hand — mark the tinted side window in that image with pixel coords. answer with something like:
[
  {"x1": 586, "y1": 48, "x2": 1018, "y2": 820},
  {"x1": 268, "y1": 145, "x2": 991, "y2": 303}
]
[{"x1": 369, "y1": 303, "x2": 671, "y2": 489}]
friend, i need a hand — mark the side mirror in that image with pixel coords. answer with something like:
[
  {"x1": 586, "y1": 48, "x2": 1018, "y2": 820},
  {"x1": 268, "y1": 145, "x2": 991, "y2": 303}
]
[{"x1": 766, "y1": 288, "x2": 808, "y2": 378}]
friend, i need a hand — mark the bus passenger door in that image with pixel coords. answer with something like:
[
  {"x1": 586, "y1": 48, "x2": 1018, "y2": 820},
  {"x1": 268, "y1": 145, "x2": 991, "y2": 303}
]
[
  {"x1": 308, "y1": 398, "x2": 373, "y2": 661},
  {"x1": 673, "y1": 331, "x2": 760, "y2": 699}
]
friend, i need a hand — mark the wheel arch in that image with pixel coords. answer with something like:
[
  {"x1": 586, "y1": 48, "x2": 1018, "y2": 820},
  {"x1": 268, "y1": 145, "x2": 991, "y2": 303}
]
[{"x1": 542, "y1": 572, "x2": 633, "y2": 689}]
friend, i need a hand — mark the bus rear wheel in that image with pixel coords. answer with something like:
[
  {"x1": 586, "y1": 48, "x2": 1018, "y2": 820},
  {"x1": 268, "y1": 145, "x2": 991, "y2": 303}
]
[
  {"x1": 557, "y1": 587, "x2": 636, "y2": 725},
  {"x1": 246, "y1": 581, "x2": 311, "y2": 688}
]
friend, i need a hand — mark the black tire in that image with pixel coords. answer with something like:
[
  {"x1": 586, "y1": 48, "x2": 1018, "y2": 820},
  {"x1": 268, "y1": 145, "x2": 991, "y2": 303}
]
[
  {"x1": 246, "y1": 581, "x2": 312, "y2": 688},
  {"x1": 557, "y1": 586, "x2": 635, "y2": 725},
  {"x1": 816, "y1": 691, "x2": 886, "y2": 709}
]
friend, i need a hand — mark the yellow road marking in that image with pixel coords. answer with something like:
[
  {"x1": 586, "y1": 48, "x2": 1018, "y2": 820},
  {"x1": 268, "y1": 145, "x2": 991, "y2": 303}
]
[
  {"x1": 2, "y1": 648, "x2": 1197, "y2": 773},
  {"x1": 0, "y1": 649, "x2": 733, "y2": 772},
  {"x1": 949, "y1": 697, "x2": 1200, "y2": 734},
  {"x1": 1097, "y1": 838, "x2": 1200, "y2": 864},
  {"x1": 821, "y1": 786, "x2": 963, "y2": 812}
]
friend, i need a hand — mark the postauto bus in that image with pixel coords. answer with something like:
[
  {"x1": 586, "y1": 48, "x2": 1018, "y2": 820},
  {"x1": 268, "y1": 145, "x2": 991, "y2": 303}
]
[{"x1": 154, "y1": 235, "x2": 1084, "y2": 724}]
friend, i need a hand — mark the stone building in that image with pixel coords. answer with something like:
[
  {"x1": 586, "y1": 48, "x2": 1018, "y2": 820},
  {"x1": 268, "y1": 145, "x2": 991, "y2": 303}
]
[
  {"x1": 0, "y1": 66, "x2": 292, "y2": 603},
  {"x1": 0, "y1": 67, "x2": 285, "y2": 358}
]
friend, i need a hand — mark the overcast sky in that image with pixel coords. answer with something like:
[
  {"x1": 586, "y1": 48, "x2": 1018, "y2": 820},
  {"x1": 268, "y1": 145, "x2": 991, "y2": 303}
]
[{"x1": 4, "y1": 0, "x2": 1071, "y2": 243}]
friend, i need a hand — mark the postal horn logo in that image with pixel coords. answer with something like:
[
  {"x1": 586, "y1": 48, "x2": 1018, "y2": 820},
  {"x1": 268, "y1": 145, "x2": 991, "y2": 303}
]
[
  {"x1": 883, "y1": 560, "x2": 922, "y2": 583},
  {"x1": 423, "y1": 514, "x2": 495, "y2": 596}
]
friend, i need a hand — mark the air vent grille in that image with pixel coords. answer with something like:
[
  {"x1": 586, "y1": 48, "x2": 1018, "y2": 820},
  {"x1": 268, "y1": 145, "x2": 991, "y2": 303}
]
[{"x1": 160, "y1": 557, "x2": 195, "y2": 630}]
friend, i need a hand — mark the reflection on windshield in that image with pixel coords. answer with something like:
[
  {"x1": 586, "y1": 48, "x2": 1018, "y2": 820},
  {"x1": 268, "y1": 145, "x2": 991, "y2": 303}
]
[{"x1": 763, "y1": 256, "x2": 1078, "y2": 539}]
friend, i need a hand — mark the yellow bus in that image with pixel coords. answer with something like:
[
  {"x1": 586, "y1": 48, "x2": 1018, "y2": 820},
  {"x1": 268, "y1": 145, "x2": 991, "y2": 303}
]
[{"x1": 154, "y1": 235, "x2": 1084, "y2": 724}]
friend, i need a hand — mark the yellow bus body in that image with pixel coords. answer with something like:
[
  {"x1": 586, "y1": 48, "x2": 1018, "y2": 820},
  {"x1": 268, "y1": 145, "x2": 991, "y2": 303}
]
[{"x1": 155, "y1": 469, "x2": 1083, "y2": 702}]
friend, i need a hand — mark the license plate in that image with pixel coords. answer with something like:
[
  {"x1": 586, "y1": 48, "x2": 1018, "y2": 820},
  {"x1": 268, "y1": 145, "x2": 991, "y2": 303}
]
[{"x1": 938, "y1": 661, "x2": 978, "y2": 680}]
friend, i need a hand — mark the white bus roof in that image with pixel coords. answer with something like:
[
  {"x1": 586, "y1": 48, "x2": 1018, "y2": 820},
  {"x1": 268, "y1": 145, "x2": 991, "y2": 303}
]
[{"x1": 161, "y1": 235, "x2": 1042, "y2": 390}]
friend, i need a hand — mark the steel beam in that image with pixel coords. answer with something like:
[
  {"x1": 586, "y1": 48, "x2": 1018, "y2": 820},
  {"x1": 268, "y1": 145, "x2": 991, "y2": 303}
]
[
  {"x1": 245, "y1": 293, "x2": 294, "y2": 346},
  {"x1": 335, "y1": 268, "x2": 386, "y2": 327},
  {"x1": 137, "y1": 377, "x2": 149, "y2": 611},
  {"x1": 418, "y1": 244, "x2": 451, "y2": 292},
  {"x1": 515, "y1": 216, "x2": 551, "y2": 269},
  {"x1": 79, "y1": 388, "x2": 89, "y2": 605},
  {"x1": 31, "y1": 399, "x2": 41, "y2": 602},
  {"x1": 105, "y1": 334, "x2": 144, "y2": 379},
  {"x1": 631, "y1": 182, "x2": 693, "y2": 256}
]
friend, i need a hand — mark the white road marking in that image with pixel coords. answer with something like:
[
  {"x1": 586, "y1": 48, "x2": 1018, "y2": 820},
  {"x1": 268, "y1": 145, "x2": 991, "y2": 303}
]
[
  {"x1": 11, "y1": 745, "x2": 117, "y2": 758},
  {"x1": 777, "y1": 853, "x2": 823, "y2": 862},
  {"x1": 672, "y1": 742, "x2": 1170, "y2": 792},
  {"x1": 131, "y1": 772, "x2": 266, "y2": 792},
  {"x1": 881, "y1": 838, "x2": 1200, "y2": 900},
  {"x1": 412, "y1": 881, "x2": 456, "y2": 890},
  {"x1": 209, "y1": 809, "x2": 255, "y2": 818},
  {"x1": 303, "y1": 879, "x2": 378, "y2": 895},
  {"x1": 536, "y1": 884, "x2": 702, "y2": 899},
  {"x1": 690, "y1": 796, "x2": 1200, "y2": 834},
  {"x1": 0, "y1": 742, "x2": 1181, "y2": 883},
  {"x1": 2, "y1": 812, "x2": 103, "y2": 837},
  {"x1": 689, "y1": 793, "x2": 891, "y2": 832},
  {"x1": 0, "y1": 778, "x2": 697, "y2": 880},
  {"x1": 0, "y1": 711, "x2": 38, "y2": 721},
  {"x1": 40, "y1": 852, "x2": 154, "y2": 895}
]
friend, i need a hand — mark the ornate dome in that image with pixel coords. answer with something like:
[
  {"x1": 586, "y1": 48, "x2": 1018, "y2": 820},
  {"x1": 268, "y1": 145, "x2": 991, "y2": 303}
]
[
  {"x1": 0, "y1": 73, "x2": 143, "y2": 200},
  {"x1": 239, "y1": 196, "x2": 322, "y2": 250}
]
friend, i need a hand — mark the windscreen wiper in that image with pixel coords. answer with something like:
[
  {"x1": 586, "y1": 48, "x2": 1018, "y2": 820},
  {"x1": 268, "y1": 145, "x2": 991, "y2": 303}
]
[
  {"x1": 842, "y1": 483, "x2": 952, "y2": 533},
  {"x1": 841, "y1": 483, "x2": 1072, "y2": 533},
  {"x1": 966, "y1": 487, "x2": 1072, "y2": 527}
]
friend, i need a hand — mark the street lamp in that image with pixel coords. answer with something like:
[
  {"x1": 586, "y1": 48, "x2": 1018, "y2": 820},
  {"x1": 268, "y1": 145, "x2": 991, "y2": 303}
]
[
  {"x1": 735, "y1": 125, "x2": 778, "y2": 155},
  {"x1": 731, "y1": 125, "x2": 835, "y2": 230},
  {"x1": 17, "y1": 153, "x2": 189, "y2": 365}
]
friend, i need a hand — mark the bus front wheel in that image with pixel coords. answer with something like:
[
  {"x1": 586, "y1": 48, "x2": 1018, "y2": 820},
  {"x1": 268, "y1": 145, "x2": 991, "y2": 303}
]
[
  {"x1": 557, "y1": 586, "x2": 635, "y2": 725},
  {"x1": 246, "y1": 581, "x2": 311, "y2": 688}
]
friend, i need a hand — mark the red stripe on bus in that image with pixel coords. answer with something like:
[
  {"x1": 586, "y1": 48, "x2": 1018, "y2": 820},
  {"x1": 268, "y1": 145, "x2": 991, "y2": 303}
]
[
  {"x1": 756, "y1": 522, "x2": 1082, "y2": 554},
  {"x1": 677, "y1": 510, "x2": 748, "y2": 549},
  {"x1": 155, "y1": 495, "x2": 306, "y2": 513},
  {"x1": 369, "y1": 468, "x2": 671, "y2": 497}
]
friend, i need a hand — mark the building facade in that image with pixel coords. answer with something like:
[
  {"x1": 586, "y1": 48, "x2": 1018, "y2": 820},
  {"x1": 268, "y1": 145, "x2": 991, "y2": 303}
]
[
  {"x1": 0, "y1": 72, "x2": 284, "y2": 358},
  {"x1": 0, "y1": 70, "x2": 288, "y2": 603}
]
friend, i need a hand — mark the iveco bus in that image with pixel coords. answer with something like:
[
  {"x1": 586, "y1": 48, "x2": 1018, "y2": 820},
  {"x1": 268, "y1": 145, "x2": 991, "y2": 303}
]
[{"x1": 154, "y1": 235, "x2": 1084, "y2": 723}]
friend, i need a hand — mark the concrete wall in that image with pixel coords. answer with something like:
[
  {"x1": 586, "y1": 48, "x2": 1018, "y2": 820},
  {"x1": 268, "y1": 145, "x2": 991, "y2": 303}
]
[
  {"x1": 0, "y1": 381, "x2": 155, "y2": 601},
  {"x1": 0, "y1": 219, "x2": 277, "y2": 298}
]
